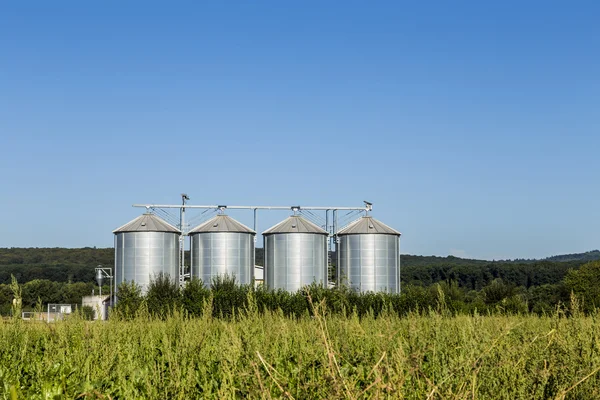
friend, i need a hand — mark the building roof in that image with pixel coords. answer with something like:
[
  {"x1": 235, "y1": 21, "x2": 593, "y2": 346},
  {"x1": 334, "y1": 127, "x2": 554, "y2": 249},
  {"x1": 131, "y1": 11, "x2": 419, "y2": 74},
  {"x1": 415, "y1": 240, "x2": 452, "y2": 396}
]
[
  {"x1": 336, "y1": 216, "x2": 401, "y2": 236},
  {"x1": 189, "y1": 214, "x2": 255, "y2": 234},
  {"x1": 263, "y1": 215, "x2": 328, "y2": 235},
  {"x1": 113, "y1": 213, "x2": 181, "y2": 234}
]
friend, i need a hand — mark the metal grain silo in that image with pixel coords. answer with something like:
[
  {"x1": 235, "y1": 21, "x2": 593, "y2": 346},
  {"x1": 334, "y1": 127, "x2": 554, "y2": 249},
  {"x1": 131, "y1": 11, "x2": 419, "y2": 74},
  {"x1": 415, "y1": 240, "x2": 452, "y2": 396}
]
[
  {"x1": 263, "y1": 215, "x2": 328, "y2": 292},
  {"x1": 336, "y1": 216, "x2": 401, "y2": 293},
  {"x1": 113, "y1": 213, "x2": 180, "y2": 293},
  {"x1": 189, "y1": 214, "x2": 255, "y2": 287}
]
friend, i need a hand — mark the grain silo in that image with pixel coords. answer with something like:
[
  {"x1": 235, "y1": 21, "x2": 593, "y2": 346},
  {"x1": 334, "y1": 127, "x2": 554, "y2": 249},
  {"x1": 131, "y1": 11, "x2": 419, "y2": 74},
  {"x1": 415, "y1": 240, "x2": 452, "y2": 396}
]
[
  {"x1": 263, "y1": 215, "x2": 328, "y2": 292},
  {"x1": 336, "y1": 216, "x2": 401, "y2": 293},
  {"x1": 189, "y1": 214, "x2": 255, "y2": 287},
  {"x1": 113, "y1": 213, "x2": 181, "y2": 293}
]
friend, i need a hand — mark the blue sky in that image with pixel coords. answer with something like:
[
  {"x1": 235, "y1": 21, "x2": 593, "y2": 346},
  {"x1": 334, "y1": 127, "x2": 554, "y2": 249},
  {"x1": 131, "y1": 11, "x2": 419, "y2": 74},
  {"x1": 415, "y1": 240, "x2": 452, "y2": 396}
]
[{"x1": 1, "y1": 1, "x2": 599, "y2": 259}]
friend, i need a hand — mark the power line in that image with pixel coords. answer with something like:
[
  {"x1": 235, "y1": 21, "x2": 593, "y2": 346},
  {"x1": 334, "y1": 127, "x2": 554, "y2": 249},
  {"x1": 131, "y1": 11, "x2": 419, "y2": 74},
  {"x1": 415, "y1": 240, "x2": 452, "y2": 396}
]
[
  {"x1": 151, "y1": 208, "x2": 180, "y2": 227},
  {"x1": 186, "y1": 208, "x2": 218, "y2": 227},
  {"x1": 299, "y1": 210, "x2": 326, "y2": 229},
  {"x1": 337, "y1": 210, "x2": 364, "y2": 230}
]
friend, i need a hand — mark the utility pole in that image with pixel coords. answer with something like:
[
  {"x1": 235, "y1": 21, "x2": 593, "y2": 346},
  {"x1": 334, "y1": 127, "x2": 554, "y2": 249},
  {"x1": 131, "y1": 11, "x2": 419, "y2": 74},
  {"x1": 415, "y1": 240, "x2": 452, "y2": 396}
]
[{"x1": 179, "y1": 193, "x2": 189, "y2": 287}]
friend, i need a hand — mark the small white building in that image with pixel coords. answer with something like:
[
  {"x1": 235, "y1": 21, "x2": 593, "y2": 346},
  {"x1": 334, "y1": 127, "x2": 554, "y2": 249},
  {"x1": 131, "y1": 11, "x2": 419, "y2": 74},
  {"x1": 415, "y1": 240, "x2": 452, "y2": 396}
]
[
  {"x1": 82, "y1": 295, "x2": 109, "y2": 320},
  {"x1": 254, "y1": 265, "x2": 264, "y2": 287}
]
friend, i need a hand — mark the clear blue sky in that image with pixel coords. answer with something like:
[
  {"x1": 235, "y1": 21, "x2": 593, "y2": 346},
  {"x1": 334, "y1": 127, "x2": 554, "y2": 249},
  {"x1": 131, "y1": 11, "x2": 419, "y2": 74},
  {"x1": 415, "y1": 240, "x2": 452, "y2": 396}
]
[{"x1": 1, "y1": 1, "x2": 599, "y2": 260}]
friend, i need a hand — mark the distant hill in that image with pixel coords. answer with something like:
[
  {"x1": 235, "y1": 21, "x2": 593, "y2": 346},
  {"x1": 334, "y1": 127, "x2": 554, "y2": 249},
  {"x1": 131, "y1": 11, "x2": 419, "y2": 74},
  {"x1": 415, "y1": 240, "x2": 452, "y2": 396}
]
[
  {"x1": 0, "y1": 247, "x2": 113, "y2": 284},
  {"x1": 544, "y1": 250, "x2": 600, "y2": 263},
  {"x1": 399, "y1": 254, "x2": 490, "y2": 268}
]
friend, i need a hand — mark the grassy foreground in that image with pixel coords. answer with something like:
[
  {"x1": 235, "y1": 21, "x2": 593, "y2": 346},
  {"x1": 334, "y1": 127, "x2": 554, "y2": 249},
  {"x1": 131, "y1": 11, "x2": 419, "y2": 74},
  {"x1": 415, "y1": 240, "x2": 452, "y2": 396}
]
[{"x1": 1, "y1": 303, "x2": 599, "y2": 399}]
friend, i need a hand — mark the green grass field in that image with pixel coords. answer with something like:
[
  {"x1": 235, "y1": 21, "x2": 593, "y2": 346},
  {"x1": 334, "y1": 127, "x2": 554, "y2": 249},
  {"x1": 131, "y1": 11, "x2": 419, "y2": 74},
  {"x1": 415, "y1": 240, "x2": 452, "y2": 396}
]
[{"x1": 1, "y1": 299, "x2": 599, "y2": 400}]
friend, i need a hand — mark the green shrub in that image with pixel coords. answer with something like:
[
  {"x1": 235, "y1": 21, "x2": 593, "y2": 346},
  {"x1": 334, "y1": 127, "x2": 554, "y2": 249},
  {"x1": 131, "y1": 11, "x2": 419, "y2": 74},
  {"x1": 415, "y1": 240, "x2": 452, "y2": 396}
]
[
  {"x1": 481, "y1": 278, "x2": 518, "y2": 304},
  {"x1": 80, "y1": 305, "x2": 95, "y2": 320},
  {"x1": 210, "y1": 274, "x2": 250, "y2": 319},
  {"x1": 181, "y1": 277, "x2": 210, "y2": 317},
  {"x1": 564, "y1": 260, "x2": 600, "y2": 312},
  {"x1": 146, "y1": 272, "x2": 181, "y2": 318},
  {"x1": 114, "y1": 281, "x2": 143, "y2": 319}
]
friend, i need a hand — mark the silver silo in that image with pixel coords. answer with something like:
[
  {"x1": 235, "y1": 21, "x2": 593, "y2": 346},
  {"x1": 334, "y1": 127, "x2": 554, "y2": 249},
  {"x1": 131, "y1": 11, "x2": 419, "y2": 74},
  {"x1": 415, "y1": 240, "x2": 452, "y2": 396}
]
[
  {"x1": 263, "y1": 215, "x2": 328, "y2": 292},
  {"x1": 336, "y1": 216, "x2": 401, "y2": 293},
  {"x1": 113, "y1": 213, "x2": 181, "y2": 293},
  {"x1": 189, "y1": 214, "x2": 255, "y2": 287}
]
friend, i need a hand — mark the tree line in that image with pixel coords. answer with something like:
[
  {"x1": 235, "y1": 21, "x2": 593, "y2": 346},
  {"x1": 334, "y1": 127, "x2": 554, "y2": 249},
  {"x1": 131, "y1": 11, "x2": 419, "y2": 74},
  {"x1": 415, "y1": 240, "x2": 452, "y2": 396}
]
[
  {"x1": 1, "y1": 247, "x2": 599, "y2": 316},
  {"x1": 0, "y1": 280, "x2": 110, "y2": 315},
  {"x1": 112, "y1": 260, "x2": 600, "y2": 320},
  {"x1": 2, "y1": 247, "x2": 597, "y2": 286},
  {"x1": 4, "y1": 260, "x2": 597, "y2": 318}
]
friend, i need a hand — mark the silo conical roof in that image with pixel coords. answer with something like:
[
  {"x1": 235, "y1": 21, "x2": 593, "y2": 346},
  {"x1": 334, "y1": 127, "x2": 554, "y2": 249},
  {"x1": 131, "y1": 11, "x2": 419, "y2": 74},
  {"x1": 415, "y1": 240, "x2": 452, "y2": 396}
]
[
  {"x1": 263, "y1": 215, "x2": 328, "y2": 235},
  {"x1": 113, "y1": 213, "x2": 181, "y2": 234},
  {"x1": 336, "y1": 216, "x2": 401, "y2": 236},
  {"x1": 189, "y1": 214, "x2": 255, "y2": 234}
]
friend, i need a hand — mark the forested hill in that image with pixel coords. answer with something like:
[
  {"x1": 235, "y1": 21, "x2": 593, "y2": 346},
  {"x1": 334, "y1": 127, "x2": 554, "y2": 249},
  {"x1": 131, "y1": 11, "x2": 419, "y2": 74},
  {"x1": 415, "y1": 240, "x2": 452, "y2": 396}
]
[
  {"x1": 402, "y1": 251, "x2": 600, "y2": 266},
  {"x1": 0, "y1": 247, "x2": 597, "y2": 289},
  {"x1": 544, "y1": 250, "x2": 600, "y2": 263},
  {"x1": 0, "y1": 247, "x2": 113, "y2": 284}
]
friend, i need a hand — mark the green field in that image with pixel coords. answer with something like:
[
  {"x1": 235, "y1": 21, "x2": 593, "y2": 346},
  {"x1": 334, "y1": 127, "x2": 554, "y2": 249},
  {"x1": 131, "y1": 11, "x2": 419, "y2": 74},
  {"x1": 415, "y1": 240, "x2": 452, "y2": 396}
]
[{"x1": 1, "y1": 301, "x2": 599, "y2": 399}]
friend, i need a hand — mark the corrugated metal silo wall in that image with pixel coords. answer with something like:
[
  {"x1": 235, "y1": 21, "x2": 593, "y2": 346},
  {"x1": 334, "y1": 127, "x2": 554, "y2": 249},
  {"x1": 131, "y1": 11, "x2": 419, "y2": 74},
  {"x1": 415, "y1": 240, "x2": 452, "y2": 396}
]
[
  {"x1": 114, "y1": 232, "x2": 180, "y2": 293},
  {"x1": 337, "y1": 234, "x2": 399, "y2": 293},
  {"x1": 190, "y1": 232, "x2": 255, "y2": 287},
  {"x1": 264, "y1": 233, "x2": 328, "y2": 292}
]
